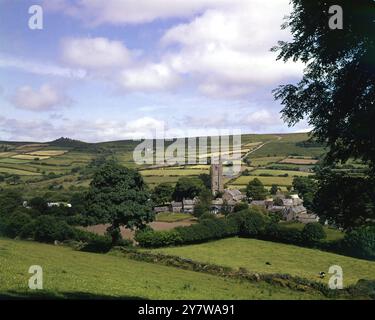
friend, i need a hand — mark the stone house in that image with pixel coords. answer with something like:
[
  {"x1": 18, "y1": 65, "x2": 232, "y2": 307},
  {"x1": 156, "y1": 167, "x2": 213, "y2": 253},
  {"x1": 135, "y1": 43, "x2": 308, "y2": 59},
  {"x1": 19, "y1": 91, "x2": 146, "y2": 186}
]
[
  {"x1": 170, "y1": 201, "x2": 183, "y2": 213},
  {"x1": 223, "y1": 189, "x2": 245, "y2": 202}
]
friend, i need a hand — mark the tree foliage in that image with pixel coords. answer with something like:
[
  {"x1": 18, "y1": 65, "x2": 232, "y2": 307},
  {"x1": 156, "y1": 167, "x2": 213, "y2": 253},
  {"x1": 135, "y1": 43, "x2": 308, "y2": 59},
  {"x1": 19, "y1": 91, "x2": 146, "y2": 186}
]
[
  {"x1": 246, "y1": 178, "x2": 268, "y2": 200},
  {"x1": 173, "y1": 177, "x2": 205, "y2": 201},
  {"x1": 292, "y1": 176, "x2": 318, "y2": 210},
  {"x1": 314, "y1": 169, "x2": 375, "y2": 230},
  {"x1": 85, "y1": 162, "x2": 154, "y2": 244},
  {"x1": 273, "y1": 0, "x2": 375, "y2": 167},
  {"x1": 151, "y1": 183, "x2": 174, "y2": 206}
]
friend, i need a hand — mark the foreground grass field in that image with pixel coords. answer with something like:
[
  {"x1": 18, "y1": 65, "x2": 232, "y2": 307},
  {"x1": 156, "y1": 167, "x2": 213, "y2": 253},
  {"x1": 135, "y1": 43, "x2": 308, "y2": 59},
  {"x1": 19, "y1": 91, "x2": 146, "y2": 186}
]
[
  {"x1": 153, "y1": 238, "x2": 375, "y2": 286},
  {"x1": 0, "y1": 238, "x2": 327, "y2": 300}
]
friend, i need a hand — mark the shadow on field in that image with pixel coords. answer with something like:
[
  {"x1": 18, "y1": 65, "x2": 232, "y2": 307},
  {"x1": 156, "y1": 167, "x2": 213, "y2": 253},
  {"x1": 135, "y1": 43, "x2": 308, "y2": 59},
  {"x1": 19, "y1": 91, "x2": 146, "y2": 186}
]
[{"x1": 0, "y1": 290, "x2": 147, "y2": 300}]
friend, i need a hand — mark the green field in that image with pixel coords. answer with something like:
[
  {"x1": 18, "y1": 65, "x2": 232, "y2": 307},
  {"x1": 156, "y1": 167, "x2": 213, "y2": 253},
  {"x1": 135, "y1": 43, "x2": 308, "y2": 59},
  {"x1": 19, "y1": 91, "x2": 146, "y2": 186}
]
[
  {"x1": 251, "y1": 169, "x2": 313, "y2": 177},
  {"x1": 153, "y1": 238, "x2": 375, "y2": 286},
  {"x1": 230, "y1": 175, "x2": 294, "y2": 187},
  {"x1": 140, "y1": 168, "x2": 208, "y2": 177},
  {"x1": 248, "y1": 157, "x2": 285, "y2": 166},
  {"x1": 156, "y1": 212, "x2": 194, "y2": 222},
  {"x1": 0, "y1": 167, "x2": 41, "y2": 176},
  {"x1": 0, "y1": 238, "x2": 326, "y2": 300},
  {"x1": 0, "y1": 133, "x2": 327, "y2": 196}
]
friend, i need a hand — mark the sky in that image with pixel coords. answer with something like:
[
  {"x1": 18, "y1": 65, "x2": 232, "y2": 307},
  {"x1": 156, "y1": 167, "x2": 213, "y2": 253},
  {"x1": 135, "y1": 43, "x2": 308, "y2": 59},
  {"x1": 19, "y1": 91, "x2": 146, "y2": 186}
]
[{"x1": 0, "y1": 0, "x2": 310, "y2": 142}]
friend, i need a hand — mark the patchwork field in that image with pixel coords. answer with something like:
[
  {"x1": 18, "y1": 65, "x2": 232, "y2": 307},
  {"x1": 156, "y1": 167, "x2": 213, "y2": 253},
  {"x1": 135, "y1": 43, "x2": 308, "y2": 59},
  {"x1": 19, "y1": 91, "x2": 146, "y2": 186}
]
[
  {"x1": 280, "y1": 158, "x2": 319, "y2": 165},
  {"x1": 153, "y1": 238, "x2": 375, "y2": 286},
  {"x1": 251, "y1": 169, "x2": 313, "y2": 177},
  {"x1": 0, "y1": 133, "x2": 328, "y2": 196},
  {"x1": 0, "y1": 238, "x2": 326, "y2": 300},
  {"x1": 0, "y1": 167, "x2": 41, "y2": 176},
  {"x1": 230, "y1": 175, "x2": 294, "y2": 187}
]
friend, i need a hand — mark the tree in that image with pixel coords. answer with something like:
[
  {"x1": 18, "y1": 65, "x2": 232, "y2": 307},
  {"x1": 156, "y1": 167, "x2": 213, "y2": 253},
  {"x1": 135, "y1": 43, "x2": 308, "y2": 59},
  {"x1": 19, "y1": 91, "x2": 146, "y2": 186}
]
[
  {"x1": 344, "y1": 226, "x2": 375, "y2": 259},
  {"x1": 173, "y1": 177, "x2": 205, "y2": 201},
  {"x1": 198, "y1": 173, "x2": 211, "y2": 189},
  {"x1": 246, "y1": 178, "x2": 268, "y2": 200},
  {"x1": 273, "y1": 0, "x2": 375, "y2": 168},
  {"x1": 301, "y1": 223, "x2": 326, "y2": 244},
  {"x1": 85, "y1": 162, "x2": 154, "y2": 244},
  {"x1": 0, "y1": 190, "x2": 22, "y2": 216},
  {"x1": 151, "y1": 183, "x2": 174, "y2": 206},
  {"x1": 270, "y1": 184, "x2": 279, "y2": 195},
  {"x1": 293, "y1": 177, "x2": 317, "y2": 195},
  {"x1": 233, "y1": 202, "x2": 249, "y2": 213},
  {"x1": 29, "y1": 197, "x2": 48, "y2": 215},
  {"x1": 2, "y1": 209, "x2": 32, "y2": 238},
  {"x1": 193, "y1": 188, "x2": 212, "y2": 217},
  {"x1": 292, "y1": 176, "x2": 318, "y2": 210},
  {"x1": 314, "y1": 169, "x2": 375, "y2": 230}
]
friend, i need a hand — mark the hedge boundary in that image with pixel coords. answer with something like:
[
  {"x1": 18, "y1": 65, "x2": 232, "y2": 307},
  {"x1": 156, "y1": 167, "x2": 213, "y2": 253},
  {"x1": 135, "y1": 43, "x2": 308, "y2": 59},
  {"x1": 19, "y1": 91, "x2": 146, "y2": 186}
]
[{"x1": 117, "y1": 247, "x2": 375, "y2": 300}]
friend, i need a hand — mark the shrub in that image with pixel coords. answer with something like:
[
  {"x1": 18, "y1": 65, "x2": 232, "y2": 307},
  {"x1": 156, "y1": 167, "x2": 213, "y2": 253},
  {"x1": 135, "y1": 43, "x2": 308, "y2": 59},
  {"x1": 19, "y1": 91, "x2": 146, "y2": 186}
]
[
  {"x1": 19, "y1": 222, "x2": 37, "y2": 239},
  {"x1": 193, "y1": 202, "x2": 210, "y2": 217},
  {"x1": 301, "y1": 223, "x2": 326, "y2": 244},
  {"x1": 276, "y1": 227, "x2": 302, "y2": 244},
  {"x1": 228, "y1": 209, "x2": 267, "y2": 237},
  {"x1": 260, "y1": 224, "x2": 302, "y2": 245},
  {"x1": 343, "y1": 226, "x2": 375, "y2": 260},
  {"x1": 176, "y1": 218, "x2": 237, "y2": 244},
  {"x1": 28, "y1": 197, "x2": 48, "y2": 215},
  {"x1": 80, "y1": 236, "x2": 112, "y2": 253},
  {"x1": 269, "y1": 211, "x2": 283, "y2": 224},
  {"x1": 2, "y1": 210, "x2": 33, "y2": 238},
  {"x1": 32, "y1": 215, "x2": 76, "y2": 243},
  {"x1": 198, "y1": 213, "x2": 217, "y2": 221},
  {"x1": 233, "y1": 202, "x2": 249, "y2": 212},
  {"x1": 135, "y1": 229, "x2": 182, "y2": 248}
]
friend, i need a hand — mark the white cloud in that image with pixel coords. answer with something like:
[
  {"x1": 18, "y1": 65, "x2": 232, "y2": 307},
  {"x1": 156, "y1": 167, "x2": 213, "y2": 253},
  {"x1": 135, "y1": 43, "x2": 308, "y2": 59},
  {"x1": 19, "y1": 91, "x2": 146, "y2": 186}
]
[
  {"x1": 119, "y1": 63, "x2": 180, "y2": 91},
  {"x1": 160, "y1": 0, "x2": 304, "y2": 98},
  {"x1": 49, "y1": 0, "x2": 303, "y2": 98},
  {"x1": 10, "y1": 84, "x2": 72, "y2": 111},
  {"x1": 0, "y1": 55, "x2": 86, "y2": 79},
  {"x1": 0, "y1": 115, "x2": 167, "y2": 142},
  {"x1": 44, "y1": 0, "x2": 236, "y2": 25},
  {"x1": 61, "y1": 37, "x2": 131, "y2": 70}
]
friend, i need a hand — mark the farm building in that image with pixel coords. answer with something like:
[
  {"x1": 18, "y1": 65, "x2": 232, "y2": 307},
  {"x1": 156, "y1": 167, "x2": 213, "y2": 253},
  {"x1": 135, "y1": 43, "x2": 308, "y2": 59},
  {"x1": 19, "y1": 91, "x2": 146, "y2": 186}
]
[
  {"x1": 170, "y1": 201, "x2": 183, "y2": 213},
  {"x1": 182, "y1": 199, "x2": 197, "y2": 213},
  {"x1": 250, "y1": 194, "x2": 317, "y2": 224},
  {"x1": 222, "y1": 189, "x2": 245, "y2": 202}
]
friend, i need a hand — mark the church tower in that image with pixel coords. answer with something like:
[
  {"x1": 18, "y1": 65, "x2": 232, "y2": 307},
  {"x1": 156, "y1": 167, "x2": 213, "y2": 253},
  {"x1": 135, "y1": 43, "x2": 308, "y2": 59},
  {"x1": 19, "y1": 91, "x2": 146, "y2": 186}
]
[{"x1": 210, "y1": 163, "x2": 224, "y2": 196}]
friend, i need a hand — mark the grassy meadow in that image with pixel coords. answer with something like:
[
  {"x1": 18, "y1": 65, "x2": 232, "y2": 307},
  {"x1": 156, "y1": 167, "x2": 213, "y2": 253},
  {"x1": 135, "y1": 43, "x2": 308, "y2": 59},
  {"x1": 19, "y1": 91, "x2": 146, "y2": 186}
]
[
  {"x1": 152, "y1": 238, "x2": 375, "y2": 286},
  {"x1": 0, "y1": 238, "x2": 327, "y2": 300}
]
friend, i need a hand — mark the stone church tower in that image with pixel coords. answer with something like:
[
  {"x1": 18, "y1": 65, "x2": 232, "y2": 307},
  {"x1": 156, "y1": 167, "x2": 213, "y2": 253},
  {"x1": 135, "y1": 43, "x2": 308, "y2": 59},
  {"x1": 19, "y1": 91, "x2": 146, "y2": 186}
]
[{"x1": 210, "y1": 163, "x2": 224, "y2": 196}]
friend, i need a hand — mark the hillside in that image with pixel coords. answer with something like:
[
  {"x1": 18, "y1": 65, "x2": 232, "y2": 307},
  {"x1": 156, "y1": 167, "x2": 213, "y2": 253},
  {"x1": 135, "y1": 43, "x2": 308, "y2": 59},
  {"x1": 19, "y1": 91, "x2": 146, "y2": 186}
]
[
  {"x1": 0, "y1": 132, "x2": 366, "y2": 199},
  {"x1": 0, "y1": 133, "x2": 326, "y2": 198},
  {"x1": 0, "y1": 238, "x2": 327, "y2": 300},
  {"x1": 152, "y1": 238, "x2": 375, "y2": 286}
]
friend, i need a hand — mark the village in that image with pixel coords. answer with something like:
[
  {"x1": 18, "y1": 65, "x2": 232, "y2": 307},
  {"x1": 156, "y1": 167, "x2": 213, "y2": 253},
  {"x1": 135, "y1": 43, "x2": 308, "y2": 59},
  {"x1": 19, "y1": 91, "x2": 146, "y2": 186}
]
[{"x1": 154, "y1": 163, "x2": 319, "y2": 224}]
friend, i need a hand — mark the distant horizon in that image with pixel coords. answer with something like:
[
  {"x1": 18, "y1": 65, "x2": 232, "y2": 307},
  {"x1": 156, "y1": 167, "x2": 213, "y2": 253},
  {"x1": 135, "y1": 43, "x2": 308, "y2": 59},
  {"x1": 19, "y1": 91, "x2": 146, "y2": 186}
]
[{"x1": 0, "y1": 130, "x2": 312, "y2": 144}]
